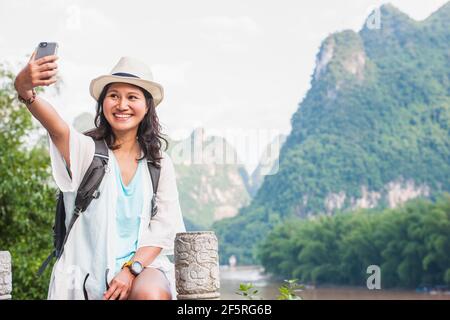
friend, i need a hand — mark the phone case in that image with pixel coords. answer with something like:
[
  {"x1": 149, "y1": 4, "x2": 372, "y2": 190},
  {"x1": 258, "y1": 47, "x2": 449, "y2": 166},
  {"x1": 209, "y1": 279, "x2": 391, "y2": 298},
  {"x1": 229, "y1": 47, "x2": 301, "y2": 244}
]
[{"x1": 35, "y1": 42, "x2": 58, "y2": 60}]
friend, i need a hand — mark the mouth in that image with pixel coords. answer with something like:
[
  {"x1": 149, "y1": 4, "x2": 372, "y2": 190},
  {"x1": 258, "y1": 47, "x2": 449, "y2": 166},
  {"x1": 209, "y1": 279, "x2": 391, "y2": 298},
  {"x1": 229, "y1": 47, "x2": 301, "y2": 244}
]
[{"x1": 113, "y1": 113, "x2": 133, "y2": 122}]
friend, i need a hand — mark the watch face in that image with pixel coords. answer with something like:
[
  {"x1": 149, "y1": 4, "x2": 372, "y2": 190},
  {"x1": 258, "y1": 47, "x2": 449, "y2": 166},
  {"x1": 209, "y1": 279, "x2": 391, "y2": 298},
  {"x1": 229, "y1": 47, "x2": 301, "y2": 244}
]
[{"x1": 131, "y1": 261, "x2": 143, "y2": 275}]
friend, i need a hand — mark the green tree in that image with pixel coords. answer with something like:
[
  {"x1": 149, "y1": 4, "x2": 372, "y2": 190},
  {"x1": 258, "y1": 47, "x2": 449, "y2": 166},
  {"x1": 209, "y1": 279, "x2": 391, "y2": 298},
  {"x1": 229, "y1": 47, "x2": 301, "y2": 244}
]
[
  {"x1": 258, "y1": 195, "x2": 450, "y2": 289},
  {"x1": 0, "y1": 63, "x2": 56, "y2": 299}
]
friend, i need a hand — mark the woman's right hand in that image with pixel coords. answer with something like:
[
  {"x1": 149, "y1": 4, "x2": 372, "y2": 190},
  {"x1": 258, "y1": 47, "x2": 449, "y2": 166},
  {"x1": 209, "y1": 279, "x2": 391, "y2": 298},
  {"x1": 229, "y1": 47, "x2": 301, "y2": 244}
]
[{"x1": 14, "y1": 50, "x2": 59, "y2": 97}]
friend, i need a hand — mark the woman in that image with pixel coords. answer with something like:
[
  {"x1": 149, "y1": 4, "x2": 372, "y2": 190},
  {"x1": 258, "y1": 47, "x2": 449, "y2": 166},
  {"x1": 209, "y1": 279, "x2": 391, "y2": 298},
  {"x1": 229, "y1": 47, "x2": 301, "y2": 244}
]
[{"x1": 14, "y1": 53, "x2": 186, "y2": 300}]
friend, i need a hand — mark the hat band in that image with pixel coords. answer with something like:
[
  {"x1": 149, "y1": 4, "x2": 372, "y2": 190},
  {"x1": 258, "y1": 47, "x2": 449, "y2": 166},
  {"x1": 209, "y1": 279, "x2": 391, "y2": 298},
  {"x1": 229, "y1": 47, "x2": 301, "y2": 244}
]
[{"x1": 112, "y1": 72, "x2": 140, "y2": 78}]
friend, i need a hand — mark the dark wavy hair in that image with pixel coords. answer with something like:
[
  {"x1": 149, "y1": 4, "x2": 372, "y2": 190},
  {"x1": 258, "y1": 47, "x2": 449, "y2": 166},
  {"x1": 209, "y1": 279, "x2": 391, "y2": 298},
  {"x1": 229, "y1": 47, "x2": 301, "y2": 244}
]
[{"x1": 84, "y1": 82, "x2": 168, "y2": 168}]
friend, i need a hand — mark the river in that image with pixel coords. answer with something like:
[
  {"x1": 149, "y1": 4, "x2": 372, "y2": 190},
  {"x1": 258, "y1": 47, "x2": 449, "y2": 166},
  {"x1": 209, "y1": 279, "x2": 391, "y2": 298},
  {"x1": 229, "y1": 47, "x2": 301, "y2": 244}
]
[{"x1": 219, "y1": 265, "x2": 450, "y2": 300}]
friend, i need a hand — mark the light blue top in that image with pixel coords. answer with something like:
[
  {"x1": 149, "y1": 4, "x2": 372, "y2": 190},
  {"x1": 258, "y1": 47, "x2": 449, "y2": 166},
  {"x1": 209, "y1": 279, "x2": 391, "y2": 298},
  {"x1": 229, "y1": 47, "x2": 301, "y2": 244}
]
[{"x1": 112, "y1": 153, "x2": 144, "y2": 274}]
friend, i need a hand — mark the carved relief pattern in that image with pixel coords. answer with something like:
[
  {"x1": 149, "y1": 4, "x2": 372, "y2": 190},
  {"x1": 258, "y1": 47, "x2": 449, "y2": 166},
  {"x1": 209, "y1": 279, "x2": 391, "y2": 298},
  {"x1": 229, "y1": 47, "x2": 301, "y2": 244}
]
[{"x1": 175, "y1": 232, "x2": 220, "y2": 298}]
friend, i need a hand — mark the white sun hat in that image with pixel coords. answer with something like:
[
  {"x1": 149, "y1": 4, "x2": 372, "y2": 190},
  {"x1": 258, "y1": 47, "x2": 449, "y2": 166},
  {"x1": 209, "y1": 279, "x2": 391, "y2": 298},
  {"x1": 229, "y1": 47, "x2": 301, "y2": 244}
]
[{"x1": 89, "y1": 56, "x2": 164, "y2": 107}]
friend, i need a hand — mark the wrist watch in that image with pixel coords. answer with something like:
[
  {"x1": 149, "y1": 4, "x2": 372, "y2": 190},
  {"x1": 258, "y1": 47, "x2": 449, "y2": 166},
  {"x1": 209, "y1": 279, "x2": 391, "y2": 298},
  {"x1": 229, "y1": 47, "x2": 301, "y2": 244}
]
[{"x1": 122, "y1": 260, "x2": 144, "y2": 277}]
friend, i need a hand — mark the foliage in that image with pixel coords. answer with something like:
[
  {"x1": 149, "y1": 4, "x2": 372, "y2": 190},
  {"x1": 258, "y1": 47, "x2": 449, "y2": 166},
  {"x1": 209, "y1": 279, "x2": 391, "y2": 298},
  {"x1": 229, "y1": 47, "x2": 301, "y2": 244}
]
[
  {"x1": 0, "y1": 63, "x2": 56, "y2": 299},
  {"x1": 277, "y1": 279, "x2": 304, "y2": 300},
  {"x1": 235, "y1": 283, "x2": 261, "y2": 300},
  {"x1": 258, "y1": 195, "x2": 450, "y2": 288},
  {"x1": 235, "y1": 279, "x2": 303, "y2": 300}
]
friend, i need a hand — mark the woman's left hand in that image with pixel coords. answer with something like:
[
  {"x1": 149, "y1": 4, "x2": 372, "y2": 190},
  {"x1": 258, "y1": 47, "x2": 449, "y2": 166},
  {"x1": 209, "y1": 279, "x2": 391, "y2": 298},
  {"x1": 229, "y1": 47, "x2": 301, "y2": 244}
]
[{"x1": 103, "y1": 268, "x2": 135, "y2": 300}]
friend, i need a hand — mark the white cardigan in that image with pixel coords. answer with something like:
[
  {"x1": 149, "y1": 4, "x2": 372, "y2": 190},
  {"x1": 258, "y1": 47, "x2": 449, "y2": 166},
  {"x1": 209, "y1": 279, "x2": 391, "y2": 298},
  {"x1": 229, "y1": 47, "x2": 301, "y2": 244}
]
[{"x1": 46, "y1": 125, "x2": 185, "y2": 300}]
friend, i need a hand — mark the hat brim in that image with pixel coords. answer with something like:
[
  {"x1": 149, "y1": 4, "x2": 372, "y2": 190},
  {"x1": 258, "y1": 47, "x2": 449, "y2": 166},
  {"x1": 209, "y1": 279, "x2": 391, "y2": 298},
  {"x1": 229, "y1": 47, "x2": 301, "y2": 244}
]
[{"x1": 89, "y1": 75, "x2": 164, "y2": 107}]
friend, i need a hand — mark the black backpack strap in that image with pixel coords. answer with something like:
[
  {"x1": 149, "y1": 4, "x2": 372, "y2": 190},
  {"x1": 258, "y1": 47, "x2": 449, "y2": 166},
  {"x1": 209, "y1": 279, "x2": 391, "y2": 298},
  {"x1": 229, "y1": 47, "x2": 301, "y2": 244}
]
[
  {"x1": 37, "y1": 250, "x2": 56, "y2": 276},
  {"x1": 147, "y1": 160, "x2": 161, "y2": 218},
  {"x1": 57, "y1": 139, "x2": 109, "y2": 259},
  {"x1": 37, "y1": 191, "x2": 64, "y2": 276}
]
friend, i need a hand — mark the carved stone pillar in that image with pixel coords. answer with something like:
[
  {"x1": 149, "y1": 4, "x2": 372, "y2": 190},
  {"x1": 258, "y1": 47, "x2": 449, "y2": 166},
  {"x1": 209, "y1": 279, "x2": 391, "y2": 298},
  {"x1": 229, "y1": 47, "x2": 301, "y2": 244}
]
[
  {"x1": 0, "y1": 251, "x2": 12, "y2": 300},
  {"x1": 175, "y1": 231, "x2": 220, "y2": 299}
]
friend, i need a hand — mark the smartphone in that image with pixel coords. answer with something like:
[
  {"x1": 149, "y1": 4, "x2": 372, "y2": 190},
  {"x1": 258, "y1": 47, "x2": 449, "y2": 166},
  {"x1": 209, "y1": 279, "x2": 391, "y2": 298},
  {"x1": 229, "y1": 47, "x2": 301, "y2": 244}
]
[{"x1": 35, "y1": 42, "x2": 58, "y2": 60}]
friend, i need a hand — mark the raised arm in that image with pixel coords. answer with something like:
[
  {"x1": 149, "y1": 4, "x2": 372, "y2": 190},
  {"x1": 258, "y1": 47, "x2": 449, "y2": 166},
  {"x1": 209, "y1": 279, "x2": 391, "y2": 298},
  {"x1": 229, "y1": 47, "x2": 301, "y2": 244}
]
[{"x1": 14, "y1": 51, "x2": 71, "y2": 171}]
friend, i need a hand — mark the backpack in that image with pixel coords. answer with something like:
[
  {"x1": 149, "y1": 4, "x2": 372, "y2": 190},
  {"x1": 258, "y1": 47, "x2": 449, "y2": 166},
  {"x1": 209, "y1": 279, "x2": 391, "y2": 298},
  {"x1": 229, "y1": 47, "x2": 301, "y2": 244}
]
[{"x1": 37, "y1": 138, "x2": 161, "y2": 276}]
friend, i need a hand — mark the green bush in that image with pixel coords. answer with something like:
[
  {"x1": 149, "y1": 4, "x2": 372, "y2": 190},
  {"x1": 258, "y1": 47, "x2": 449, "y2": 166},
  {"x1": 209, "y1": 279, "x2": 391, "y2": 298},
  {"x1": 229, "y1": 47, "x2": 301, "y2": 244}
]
[
  {"x1": 0, "y1": 64, "x2": 56, "y2": 299},
  {"x1": 258, "y1": 195, "x2": 450, "y2": 288}
]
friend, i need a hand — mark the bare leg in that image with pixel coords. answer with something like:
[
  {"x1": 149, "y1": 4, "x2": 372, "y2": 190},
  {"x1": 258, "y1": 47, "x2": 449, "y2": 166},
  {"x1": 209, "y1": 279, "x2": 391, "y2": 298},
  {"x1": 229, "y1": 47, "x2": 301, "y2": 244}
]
[{"x1": 128, "y1": 267, "x2": 172, "y2": 300}]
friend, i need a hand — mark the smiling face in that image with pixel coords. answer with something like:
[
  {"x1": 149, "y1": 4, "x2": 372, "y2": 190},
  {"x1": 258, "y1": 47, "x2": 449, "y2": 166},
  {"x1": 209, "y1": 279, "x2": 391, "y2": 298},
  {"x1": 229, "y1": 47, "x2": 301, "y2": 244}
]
[{"x1": 102, "y1": 82, "x2": 149, "y2": 135}]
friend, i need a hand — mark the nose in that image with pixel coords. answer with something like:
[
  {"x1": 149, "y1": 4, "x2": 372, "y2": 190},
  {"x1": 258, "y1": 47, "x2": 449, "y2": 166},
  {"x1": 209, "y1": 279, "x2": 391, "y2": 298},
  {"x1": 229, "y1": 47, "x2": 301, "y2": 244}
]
[{"x1": 116, "y1": 97, "x2": 130, "y2": 111}]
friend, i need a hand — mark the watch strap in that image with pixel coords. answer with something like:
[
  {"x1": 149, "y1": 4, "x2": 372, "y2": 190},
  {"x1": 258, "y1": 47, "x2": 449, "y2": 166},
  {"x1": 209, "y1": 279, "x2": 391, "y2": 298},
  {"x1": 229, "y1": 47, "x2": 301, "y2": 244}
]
[{"x1": 121, "y1": 260, "x2": 133, "y2": 270}]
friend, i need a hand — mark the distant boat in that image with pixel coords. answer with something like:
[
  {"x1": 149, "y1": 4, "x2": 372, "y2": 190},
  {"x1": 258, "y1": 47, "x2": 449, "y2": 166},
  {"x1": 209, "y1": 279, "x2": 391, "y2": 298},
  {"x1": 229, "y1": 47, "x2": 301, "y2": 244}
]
[{"x1": 229, "y1": 255, "x2": 237, "y2": 268}]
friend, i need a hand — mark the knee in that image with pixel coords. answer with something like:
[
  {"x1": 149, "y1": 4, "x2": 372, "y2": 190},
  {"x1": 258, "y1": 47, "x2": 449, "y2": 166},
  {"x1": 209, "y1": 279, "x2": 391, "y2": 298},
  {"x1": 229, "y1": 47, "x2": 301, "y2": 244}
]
[{"x1": 130, "y1": 288, "x2": 172, "y2": 300}]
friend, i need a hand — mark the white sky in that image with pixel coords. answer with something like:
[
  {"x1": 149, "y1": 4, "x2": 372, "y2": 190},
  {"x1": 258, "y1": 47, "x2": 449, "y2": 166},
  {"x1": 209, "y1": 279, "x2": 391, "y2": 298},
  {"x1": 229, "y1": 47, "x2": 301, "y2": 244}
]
[{"x1": 1, "y1": 0, "x2": 447, "y2": 173}]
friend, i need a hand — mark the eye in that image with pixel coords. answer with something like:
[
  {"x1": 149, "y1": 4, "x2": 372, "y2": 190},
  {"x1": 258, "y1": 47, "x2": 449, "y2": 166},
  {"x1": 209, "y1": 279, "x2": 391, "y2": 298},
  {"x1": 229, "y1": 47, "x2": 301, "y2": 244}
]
[
  {"x1": 108, "y1": 93, "x2": 118, "y2": 98},
  {"x1": 129, "y1": 95, "x2": 138, "y2": 100}
]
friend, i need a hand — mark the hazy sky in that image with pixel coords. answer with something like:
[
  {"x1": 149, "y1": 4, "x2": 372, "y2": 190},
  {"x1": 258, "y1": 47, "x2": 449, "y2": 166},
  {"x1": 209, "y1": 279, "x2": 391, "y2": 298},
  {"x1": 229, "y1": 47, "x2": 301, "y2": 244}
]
[{"x1": 1, "y1": 0, "x2": 447, "y2": 172}]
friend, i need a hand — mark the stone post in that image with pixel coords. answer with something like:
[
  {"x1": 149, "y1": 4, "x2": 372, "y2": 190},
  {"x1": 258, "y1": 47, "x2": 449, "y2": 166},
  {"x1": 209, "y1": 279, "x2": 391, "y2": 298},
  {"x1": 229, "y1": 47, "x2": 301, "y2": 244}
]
[
  {"x1": 0, "y1": 251, "x2": 12, "y2": 300},
  {"x1": 174, "y1": 231, "x2": 220, "y2": 299}
]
